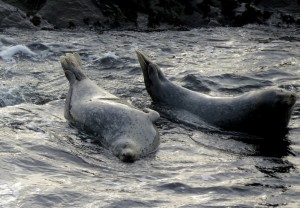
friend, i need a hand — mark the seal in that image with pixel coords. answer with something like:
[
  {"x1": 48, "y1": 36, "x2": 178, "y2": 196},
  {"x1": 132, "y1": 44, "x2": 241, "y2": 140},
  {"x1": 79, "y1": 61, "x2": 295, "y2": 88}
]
[
  {"x1": 136, "y1": 50, "x2": 296, "y2": 137},
  {"x1": 60, "y1": 53, "x2": 160, "y2": 162}
]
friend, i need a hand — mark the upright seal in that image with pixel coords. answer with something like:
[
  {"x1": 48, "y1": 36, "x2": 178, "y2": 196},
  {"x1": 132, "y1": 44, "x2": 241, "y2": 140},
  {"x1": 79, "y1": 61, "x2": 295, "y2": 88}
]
[
  {"x1": 60, "y1": 53, "x2": 160, "y2": 162},
  {"x1": 136, "y1": 50, "x2": 296, "y2": 137}
]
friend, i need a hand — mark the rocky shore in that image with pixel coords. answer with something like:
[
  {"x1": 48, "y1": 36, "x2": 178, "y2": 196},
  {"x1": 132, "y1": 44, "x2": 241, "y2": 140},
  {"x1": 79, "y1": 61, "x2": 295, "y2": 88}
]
[{"x1": 0, "y1": 0, "x2": 300, "y2": 30}]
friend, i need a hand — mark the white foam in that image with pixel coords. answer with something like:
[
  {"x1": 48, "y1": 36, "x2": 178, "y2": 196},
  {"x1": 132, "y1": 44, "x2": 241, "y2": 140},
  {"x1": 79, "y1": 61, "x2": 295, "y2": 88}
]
[
  {"x1": 90, "y1": 51, "x2": 120, "y2": 66},
  {"x1": 102, "y1": 51, "x2": 119, "y2": 60},
  {"x1": 0, "y1": 181, "x2": 23, "y2": 206},
  {"x1": 0, "y1": 45, "x2": 36, "y2": 62},
  {"x1": 0, "y1": 85, "x2": 26, "y2": 107}
]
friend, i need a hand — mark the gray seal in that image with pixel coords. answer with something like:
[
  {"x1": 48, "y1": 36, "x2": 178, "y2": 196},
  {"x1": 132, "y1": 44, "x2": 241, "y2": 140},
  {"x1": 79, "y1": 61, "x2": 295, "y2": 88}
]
[
  {"x1": 136, "y1": 50, "x2": 296, "y2": 137},
  {"x1": 60, "y1": 53, "x2": 160, "y2": 162}
]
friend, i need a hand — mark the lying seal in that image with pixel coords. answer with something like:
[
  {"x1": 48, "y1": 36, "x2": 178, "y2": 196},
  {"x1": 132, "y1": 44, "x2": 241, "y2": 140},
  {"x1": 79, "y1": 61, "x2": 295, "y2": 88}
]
[
  {"x1": 136, "y1": 50, "x2": 296, "y2": 137},
  {"x1": 60, "y1": 53, "x2": 160, "y2": 162}
]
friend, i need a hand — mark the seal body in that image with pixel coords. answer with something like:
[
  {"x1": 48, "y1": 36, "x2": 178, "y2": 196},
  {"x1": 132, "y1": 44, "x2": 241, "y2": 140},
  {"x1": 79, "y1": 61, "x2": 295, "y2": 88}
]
[
  {"x1": 61, "y1": 53, "x2": 160, "y2": 162},
  {"x1": 136, "y1": 50, "x2": 296, "y2": 137}
]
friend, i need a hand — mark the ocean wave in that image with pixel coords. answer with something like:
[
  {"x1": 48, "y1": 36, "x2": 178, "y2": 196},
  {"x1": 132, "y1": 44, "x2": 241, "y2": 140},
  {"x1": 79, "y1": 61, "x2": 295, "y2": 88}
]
[{"x1": 0, "y1": 45, "x2": 36, "y2": 63}]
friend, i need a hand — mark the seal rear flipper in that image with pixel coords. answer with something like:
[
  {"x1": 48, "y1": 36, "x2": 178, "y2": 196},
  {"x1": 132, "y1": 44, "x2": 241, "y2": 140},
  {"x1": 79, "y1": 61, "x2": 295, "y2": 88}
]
[
  {"x1": 60, "y1": 53, "x2": 86, "y2": 82},
  {"x1": 64, "y1": 70, "x2": 76, "y2": 85},
  {"x1": 143, "y1": 108, "x2": 160, "y2": 122}
]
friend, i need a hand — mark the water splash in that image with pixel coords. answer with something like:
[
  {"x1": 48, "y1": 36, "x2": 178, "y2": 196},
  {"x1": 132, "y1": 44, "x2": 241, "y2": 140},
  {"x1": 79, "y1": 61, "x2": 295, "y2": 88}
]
[
  {"x1": 0, "y1": 85, "x2": 26, "y2": 107},
  {"x1": 0, "y1": 45, "x2": 36, "y2": 63},
  {"x1": 90, "y1": 51, "x2": 121, "y2": 68}
]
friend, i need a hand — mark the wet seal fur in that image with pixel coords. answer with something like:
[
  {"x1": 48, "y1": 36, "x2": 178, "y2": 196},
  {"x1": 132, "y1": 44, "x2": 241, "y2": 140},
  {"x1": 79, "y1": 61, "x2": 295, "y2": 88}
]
[
  {"x1": 60, "y1": 53, "x2": 160, "y2": 162},
  {"x1": 136, "y1": 50, "x2": 296, "y2": 138}
]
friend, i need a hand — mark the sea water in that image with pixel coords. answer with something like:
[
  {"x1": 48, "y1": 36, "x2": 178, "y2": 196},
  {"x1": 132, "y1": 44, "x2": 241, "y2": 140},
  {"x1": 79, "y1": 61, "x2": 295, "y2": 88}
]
[{"x1": 0, "y1": 25, "x2": 299, "y2": 207}]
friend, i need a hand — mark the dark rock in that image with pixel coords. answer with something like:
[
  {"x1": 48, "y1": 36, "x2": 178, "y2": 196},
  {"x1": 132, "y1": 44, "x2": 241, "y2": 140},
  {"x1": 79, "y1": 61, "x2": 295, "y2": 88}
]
[
  {"x1": 1, "y1": 0, "x2": 300, "y2": 30},
  {"x1": 221, "y1": 0, "x2": 238, "y2": 18},
  {"x1": 37, "y1": 0, "x2": 109, "y2": 29},
  {"x1": 233, "y1": 3, "x2": 270, "y2": 26},
  {"x1": 207, "y1": 19, "x2": 221, "y2": 27},
  {"x1": 2, "y1": 0, "x2": 46, "y2": 13},
  {"x1": 281, "y1": 14, "x2": 295, "y2": 24},
  {"x1": 30, "y1": 15, "x2": 41, "y2": 26},
  {"x1": 254, "y1": 0, "x2": 300, "y2": 25},
  {"x1": 197, "y1": 0, "x2": 211, "y2": 18},
  {"x1": 0, "y1": 0, "x2": 36, "y2": 29}
]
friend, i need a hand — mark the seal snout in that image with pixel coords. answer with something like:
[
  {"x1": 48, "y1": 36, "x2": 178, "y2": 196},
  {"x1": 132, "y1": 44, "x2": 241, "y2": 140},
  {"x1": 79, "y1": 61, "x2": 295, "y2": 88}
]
[
  {"x1": 119, "y1": 148, "x2": 137, "y2": 163},
  {"x1": 276, "y1": 91, "x2": 297, "y2": 108},
  {"x1": 136, "y1": 50, "x2": 151, "y2": 69},
  {"x1": 136, "y1": 50, "x2": 152, "y2": 89},
  {"x1": 112, "y1": 139, "x2": 140, "y2": 163}
]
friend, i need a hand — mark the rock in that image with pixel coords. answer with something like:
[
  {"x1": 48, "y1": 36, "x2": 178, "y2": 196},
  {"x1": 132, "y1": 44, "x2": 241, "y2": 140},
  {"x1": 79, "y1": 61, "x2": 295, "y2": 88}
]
[
  {"x1": 254, "y1": 0, "x2": 300, "y2": 26},
  {"x1": 37, "y1": 0, "x2": 110, "y2": 29},
  {"x1": 1, "y1": 0, "x2": 46, "y2": 13},
  {"x1": 0, "y1": 0, "x2": 36, "y2": 29},
  {"x1": 232, "y1": 3, "x2": 271, "y2": 26},
  {"x1": 1, "y1": 0, "x2": 300, "y2": 30}
]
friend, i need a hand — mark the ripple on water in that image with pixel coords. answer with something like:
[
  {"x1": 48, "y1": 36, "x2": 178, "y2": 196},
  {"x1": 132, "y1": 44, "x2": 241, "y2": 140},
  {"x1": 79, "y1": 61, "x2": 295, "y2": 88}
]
[
  {"x1": 0, "y1": 85, "x2": 26, "y2": 107},
  {"x1": 0, "y1": 26, "x2": 299, "y2": 207},
  {"x1": 0, "y1": 45, "x2": 36, "y2": 63}
]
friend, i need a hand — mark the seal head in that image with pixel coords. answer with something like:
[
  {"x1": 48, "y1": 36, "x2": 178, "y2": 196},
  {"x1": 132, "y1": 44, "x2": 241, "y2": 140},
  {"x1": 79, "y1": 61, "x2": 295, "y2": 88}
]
[{"x1": 112, "y1": 139, "x2": 141, "y2": 162}]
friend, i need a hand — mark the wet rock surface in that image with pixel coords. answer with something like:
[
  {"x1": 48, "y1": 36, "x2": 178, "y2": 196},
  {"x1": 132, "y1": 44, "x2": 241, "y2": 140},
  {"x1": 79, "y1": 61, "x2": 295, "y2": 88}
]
[
  {"x1": 0, "y1": 0, "x2": 300, "y2": 30},
  {"x1": 0, "y1": 0, "x2": 35, "y2": 29}
]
